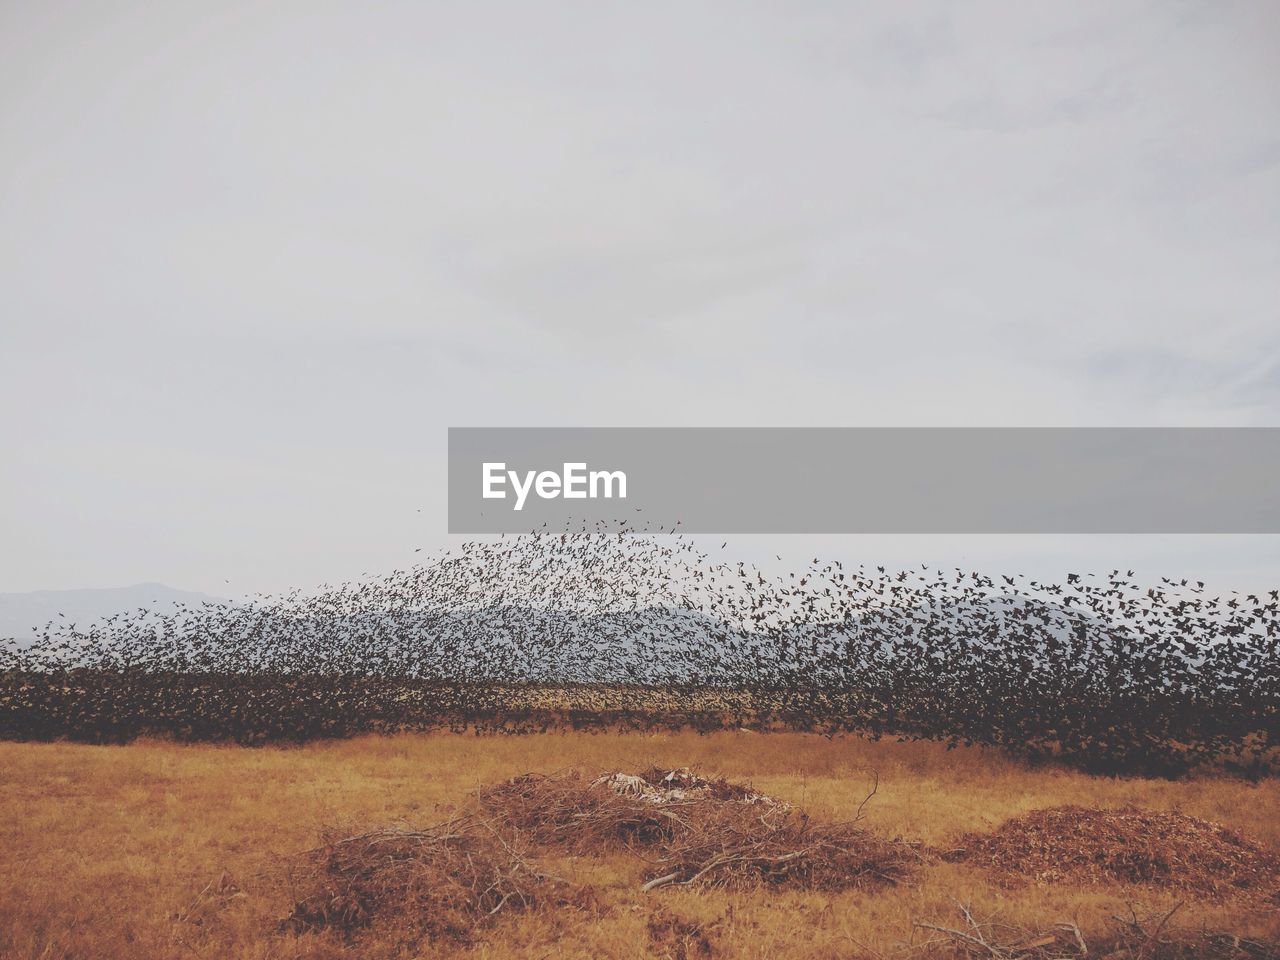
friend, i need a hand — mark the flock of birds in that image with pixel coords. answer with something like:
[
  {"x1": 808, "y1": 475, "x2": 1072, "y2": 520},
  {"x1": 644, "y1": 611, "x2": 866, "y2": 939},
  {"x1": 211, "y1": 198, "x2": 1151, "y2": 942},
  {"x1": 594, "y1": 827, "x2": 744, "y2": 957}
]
[{"x1": 1, "y1": 528, "x2": 1276, "y2": 774}]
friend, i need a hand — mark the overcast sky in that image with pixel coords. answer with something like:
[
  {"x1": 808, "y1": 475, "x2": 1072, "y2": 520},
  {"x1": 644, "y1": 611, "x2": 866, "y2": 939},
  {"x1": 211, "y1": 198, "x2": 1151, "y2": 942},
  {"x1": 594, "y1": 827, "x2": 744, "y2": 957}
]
[{"x1": 2, "y1": 0, "x2": 1278, "y2": 596}]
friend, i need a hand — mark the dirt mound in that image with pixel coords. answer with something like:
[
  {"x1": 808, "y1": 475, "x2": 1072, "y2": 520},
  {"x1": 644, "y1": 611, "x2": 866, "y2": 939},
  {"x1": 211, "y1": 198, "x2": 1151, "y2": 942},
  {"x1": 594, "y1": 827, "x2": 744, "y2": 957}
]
[
  {"x1": 953, "y1": 805, "x2": 1280, "y2": 897},
  {"x1": 282, "y1": 818, "x2": 575, "y2": 944}
]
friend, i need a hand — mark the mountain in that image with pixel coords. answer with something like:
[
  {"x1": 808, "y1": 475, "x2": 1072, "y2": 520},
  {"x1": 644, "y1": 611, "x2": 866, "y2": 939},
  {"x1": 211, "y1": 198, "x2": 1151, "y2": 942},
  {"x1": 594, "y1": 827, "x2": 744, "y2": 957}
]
[{"x1": 0, "y1": 583, "x2": 230, "y2": 643}]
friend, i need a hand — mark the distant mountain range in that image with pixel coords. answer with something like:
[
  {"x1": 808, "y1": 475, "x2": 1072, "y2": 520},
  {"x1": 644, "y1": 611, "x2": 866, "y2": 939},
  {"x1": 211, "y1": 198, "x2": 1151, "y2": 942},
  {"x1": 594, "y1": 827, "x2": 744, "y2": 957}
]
[{"x1": 0, "y1": 583, "x2": 229, "y2": 643}]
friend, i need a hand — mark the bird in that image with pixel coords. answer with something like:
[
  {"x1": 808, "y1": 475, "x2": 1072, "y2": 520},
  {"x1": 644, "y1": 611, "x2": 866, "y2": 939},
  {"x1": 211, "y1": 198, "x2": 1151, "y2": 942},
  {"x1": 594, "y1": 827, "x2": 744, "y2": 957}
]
[{"x1": 0, "y1": 525, "x2": 1271, "y2": 776}]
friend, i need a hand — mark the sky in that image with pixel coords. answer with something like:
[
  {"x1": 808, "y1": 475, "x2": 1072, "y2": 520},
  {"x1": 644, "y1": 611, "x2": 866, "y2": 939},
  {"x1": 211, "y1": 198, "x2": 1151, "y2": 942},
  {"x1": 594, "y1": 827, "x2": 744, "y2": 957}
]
[{"x1": 2, "y1": 0, "x2": 1278, "y2": 597}]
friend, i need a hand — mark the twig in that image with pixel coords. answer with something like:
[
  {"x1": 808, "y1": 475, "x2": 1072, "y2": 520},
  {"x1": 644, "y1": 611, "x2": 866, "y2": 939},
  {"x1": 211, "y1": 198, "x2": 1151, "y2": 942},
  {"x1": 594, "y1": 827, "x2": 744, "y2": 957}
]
[
  {"x1": 1139, "y1": 902, "x2": 1183, "y2": 960},
  {"x1": 641, "y1": 871, "x2": 683, "y2": 892},
  {"x1": 1055, "y1": 921, "x2": 1088, "y2": 956},
  {"x1": 854, "y1": 769, "x2": 880, "y2": 822},
  {"x1": 913, "y1": 922, "x2": 1005, "y2": 959}
]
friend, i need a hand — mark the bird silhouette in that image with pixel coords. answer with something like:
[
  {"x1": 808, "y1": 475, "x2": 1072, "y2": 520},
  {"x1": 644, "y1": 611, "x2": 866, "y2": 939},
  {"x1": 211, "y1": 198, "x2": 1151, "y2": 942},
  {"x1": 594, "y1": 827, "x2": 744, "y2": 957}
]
[{"x1": 0, "y1": 524, "x2": 1273, "y2": 775}]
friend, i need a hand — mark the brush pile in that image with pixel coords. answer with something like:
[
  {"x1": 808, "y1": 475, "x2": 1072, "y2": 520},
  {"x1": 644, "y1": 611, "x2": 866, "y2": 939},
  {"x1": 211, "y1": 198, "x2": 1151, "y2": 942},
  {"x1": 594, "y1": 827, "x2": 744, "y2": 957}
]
[
  {"x1": 282, "y1": 768, "x2": 908, "y2": 946},
  {"x1": 953, "y1": 806, "x2": 1280, "y2": 898},
  {"x1": 282, "y1": 819, "x2": 568, "y2": 944},
  {"x1": 642, "y1": 803, "x2": 917, "y2": 891},
  {"x1": 916, "y1": 901, "x2": 1280, "y2": 960},
  {"x1": 480, "y1": 767, "x2": 915, "y2": 892},
  {"x1": 477, "y1": 770, "x2": 691, "y2": 850}
]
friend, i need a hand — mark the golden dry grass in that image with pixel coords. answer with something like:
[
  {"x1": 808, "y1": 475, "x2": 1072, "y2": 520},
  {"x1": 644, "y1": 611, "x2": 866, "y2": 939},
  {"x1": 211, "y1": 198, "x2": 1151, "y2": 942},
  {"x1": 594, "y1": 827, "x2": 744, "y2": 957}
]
[{"x1": 1, "y1": 732, "x2": 1277, "y2": 959}]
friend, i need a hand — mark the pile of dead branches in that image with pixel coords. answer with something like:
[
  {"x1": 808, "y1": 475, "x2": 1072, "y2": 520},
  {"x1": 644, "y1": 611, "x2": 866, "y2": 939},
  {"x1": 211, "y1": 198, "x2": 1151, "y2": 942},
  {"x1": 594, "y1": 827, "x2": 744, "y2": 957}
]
[
  {"x1": 480, "y1": 767, "x2": 915, "y2": 892},
  {"x1": 477, "y1": 771, "x2": 693, "y2": 851},
  {"x1": 951, "y1": 806, "x2": 1280, "y2": 898},
  {"x1": 477, "y1": 767, "x2": 788, "y2": 851},
  {"x1": 915, "y1": 901, "x2": 1280, "y2": 960},
  {"x1": 642, "y1": 803, "x2": 917, "y2": 891},
  {"x1": 279, "y1": 766, "x2": 908, "y2": 947},
  {"x1": 282, "y1": 817, "x2": 569, "y2": 944}
]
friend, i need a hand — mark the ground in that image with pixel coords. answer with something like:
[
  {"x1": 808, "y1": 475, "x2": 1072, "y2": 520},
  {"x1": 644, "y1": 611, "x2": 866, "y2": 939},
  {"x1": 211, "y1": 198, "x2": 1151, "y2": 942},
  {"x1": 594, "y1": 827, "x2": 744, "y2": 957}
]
[{"x1": 1, "y1": 732, "x2": 1277, "y2": 959}]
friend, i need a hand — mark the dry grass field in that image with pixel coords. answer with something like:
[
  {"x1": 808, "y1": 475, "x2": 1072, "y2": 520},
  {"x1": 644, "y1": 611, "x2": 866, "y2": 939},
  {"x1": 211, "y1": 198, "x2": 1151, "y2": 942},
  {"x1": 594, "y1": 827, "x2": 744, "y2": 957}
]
[{"x1": 1, "y1": 732, "x2": 1278, "y2": 959}]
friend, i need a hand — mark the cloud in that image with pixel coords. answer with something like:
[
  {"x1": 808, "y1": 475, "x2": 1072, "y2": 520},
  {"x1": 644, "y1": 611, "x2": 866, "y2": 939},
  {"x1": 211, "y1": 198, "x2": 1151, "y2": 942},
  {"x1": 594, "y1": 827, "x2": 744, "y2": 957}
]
[{"x1": 1, "y1": 0, "x2": 1277, "y2": 591}]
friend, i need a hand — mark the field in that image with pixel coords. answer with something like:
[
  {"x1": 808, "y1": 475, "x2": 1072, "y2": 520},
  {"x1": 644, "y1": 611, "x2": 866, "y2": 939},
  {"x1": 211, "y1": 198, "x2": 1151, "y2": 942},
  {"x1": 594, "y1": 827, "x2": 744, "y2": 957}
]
[{"x1": 2, "y1": 731, "x2": 1278, "y2": 959}]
